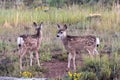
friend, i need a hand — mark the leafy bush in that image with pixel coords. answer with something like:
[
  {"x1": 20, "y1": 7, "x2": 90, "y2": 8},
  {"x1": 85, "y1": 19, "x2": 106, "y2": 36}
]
[{"x1": 80, "y1": 71, "x2": 97, "y2": 80}]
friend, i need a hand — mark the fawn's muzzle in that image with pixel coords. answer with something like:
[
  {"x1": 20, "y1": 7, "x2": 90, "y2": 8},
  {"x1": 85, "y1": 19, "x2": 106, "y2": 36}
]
[{"x1": 57, "y1": 35, "x2": 60, "y2": 37}]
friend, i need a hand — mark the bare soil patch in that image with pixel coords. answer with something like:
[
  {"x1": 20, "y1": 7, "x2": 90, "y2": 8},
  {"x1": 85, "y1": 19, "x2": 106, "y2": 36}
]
[{"x1": 42, "y1": 50, "x2": 83, "y2": 78}]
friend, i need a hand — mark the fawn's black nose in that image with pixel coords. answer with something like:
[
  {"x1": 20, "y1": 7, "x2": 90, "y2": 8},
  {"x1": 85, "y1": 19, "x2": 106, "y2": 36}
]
[{"x1": 57, "y1": 35, "x2": 59, "y2": 37}]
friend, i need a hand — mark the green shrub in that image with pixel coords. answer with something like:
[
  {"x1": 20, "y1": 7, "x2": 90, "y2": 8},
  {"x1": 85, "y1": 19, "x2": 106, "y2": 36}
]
[
  {"x1": 76, "y1": 54, "x2": 120, "y2": 80},
  {"x1": 80, "y1": 71, "x2": 97, "y2": 80}
]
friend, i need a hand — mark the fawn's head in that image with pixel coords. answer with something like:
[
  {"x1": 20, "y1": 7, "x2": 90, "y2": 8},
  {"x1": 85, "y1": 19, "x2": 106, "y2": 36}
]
[
  {"x1": 33, "y1": 22, "x2": 43, "y2": 36},
  {"x1": 56, "y1": 24, "x2": 67, "y2": 38}
]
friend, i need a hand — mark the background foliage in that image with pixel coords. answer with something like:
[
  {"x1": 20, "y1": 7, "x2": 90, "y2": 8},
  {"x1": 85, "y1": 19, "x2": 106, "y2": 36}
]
[{"x1": 0, "y1": 0, "x2": 119, "y2": 9}]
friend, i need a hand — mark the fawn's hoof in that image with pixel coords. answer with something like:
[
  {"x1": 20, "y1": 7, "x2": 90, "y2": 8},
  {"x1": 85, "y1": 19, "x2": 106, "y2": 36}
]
[{"x1": 66, "y1": 68, "x2": 70, "y2": 72}]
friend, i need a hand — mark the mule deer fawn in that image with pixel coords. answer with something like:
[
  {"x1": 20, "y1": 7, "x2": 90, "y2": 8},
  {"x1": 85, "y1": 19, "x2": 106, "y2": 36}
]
[
  {"x1": 17, "y1": 22, "x2": 43, "y2": 69},
  {"x1": 56, "y1": 24, "x2": 100, "y2": 70}
]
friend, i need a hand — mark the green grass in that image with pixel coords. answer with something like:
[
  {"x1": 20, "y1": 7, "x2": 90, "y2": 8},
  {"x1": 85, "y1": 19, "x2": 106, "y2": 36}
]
[
  {"x1": 0, "y1": 5, "x2": 106, "y2": 24},
  {"x1": 0, "y1": 5, "x2": 119, "y2": 32}
]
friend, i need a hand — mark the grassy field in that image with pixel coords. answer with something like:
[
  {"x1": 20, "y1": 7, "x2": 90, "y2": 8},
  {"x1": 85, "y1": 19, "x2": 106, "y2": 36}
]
[{"x1": 0, "y1": 5, "x2": 120, "y2": 79}]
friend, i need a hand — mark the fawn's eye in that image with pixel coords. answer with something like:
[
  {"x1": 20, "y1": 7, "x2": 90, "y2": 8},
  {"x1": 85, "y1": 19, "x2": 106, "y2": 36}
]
[{"x1": 60, "y1": 32, "x2": 63, "y2": 34}]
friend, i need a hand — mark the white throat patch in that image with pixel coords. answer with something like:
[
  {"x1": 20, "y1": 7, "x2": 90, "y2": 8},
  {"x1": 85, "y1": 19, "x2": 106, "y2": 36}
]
[{"x1": 59, "y1": 31, "x2": 66, "y2": 39}]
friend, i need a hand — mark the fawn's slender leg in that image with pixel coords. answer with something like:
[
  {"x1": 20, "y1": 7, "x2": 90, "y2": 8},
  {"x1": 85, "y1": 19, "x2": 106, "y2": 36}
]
[
  {"x1": 87, "y1": 49, "x2": 91, "y2": 57},
  {"x1": 20, "y1": 48, "x2": 27, "y2": 70},
  {"x1": 73, "y1": 53, "x2": 76, "y2": 70},
  {"x1": 35, "y1": 51, "x2": 40, "y2": 66},
  {"x1": 30, "y1": 52, "x2": 33, "y2": 66},
  {"x1": 68, "y1": 53, "x2": 72, "y2": 70},
  {"x1": 94, "y1": 48, "x2": 99, "y2": 55},
  {"x1": 86, "y1": 49, "x2": 94, "y2": 58}
]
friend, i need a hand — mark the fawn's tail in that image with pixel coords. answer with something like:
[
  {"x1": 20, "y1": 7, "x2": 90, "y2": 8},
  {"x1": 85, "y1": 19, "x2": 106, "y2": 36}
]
[
  {"x1": 17, "y1": 37, "x2": 24, "y2": 48},
  {"x1": 96, "y1": 37, "x2": 100, "y2": 47}
]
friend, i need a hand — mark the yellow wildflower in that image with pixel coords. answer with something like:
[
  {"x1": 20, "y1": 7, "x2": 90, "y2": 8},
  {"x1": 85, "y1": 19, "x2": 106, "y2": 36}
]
[
  {"x1": 74, "y1": 72, "x2": 77, "y2": 77},
  {"x1": 77, "y1": 73, "x2": 81, "y2": 77},
  {"x1": 68, "y1": 71, "x2": 72, "y2": 77},
  {"x1": 74, "y1": 78, "x2": 78, "y2": 80},
  {"x1": 20, "y1": 71, "x2": 32, "y2": 78}
]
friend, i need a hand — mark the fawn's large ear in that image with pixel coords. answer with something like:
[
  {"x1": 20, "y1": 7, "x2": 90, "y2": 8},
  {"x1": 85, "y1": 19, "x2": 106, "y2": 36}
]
[
  {"x1": 33, "y1": 22, "x2": 37, "y2": 27},
  {"x1": 39, "y1": 22, "x2": 43, "y2": 29},
  {"x1": 57, "y1": 24, "x2": 61, "y2": 29},
  {"x1": 64, "y1": 24, "x2": 67, "y2": 30}
]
